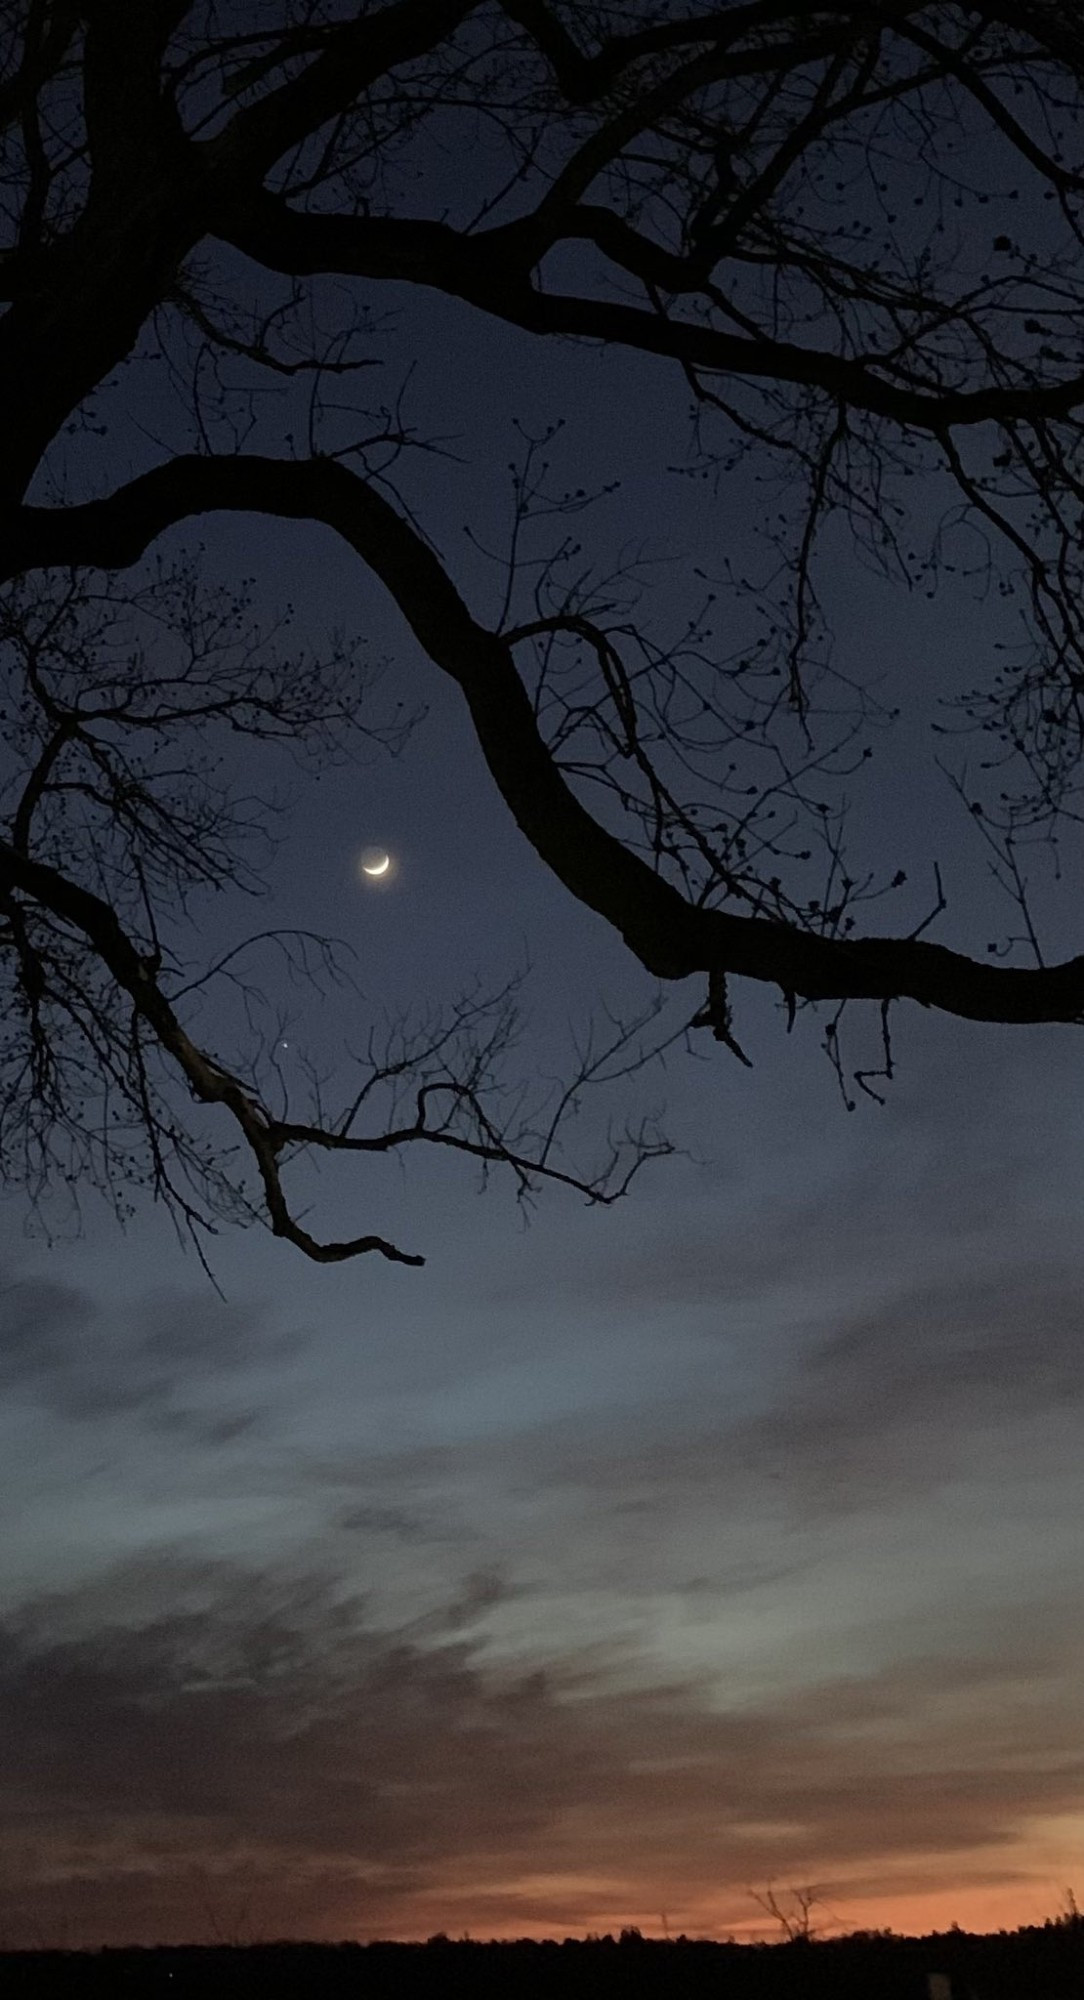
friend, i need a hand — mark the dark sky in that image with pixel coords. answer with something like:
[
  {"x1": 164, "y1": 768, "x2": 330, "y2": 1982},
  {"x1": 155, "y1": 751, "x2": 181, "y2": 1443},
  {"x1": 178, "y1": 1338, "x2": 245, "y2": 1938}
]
[{"x1": 3, "y1": 114, "x2": 1084, "y2": 1948}]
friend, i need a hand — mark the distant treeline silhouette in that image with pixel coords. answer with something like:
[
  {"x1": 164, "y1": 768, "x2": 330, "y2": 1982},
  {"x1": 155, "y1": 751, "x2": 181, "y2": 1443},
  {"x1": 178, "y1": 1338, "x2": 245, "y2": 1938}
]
[{"x1": 3, "y1": 1919, "x2": 1083, "y2": 2000}]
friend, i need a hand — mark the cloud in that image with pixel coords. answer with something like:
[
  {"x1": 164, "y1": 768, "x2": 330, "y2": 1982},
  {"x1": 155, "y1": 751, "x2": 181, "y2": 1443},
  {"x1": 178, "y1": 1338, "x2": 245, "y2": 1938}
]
[
  {"x1": 0, "y1": 1276, "x2": 94, "y2": 1386},
  {"x1": 705, "y1": 1262, "x2": 1084, "y2": 1509},
  {"x1": 0, "y1": 1275, "x2": 301, "y2": 1436},
  {"x1": 505, "y1": 1254, "x2": 1084, "y2": 1533},
  {"x1": 3, "y1": 1011, "x2": 1083, "y2": 1950},
  {"x1": 0, "y1": 1558, "x2": 1081, "y2": 1945},
  {"x1": 533, "y1": 1019, "x2": 1084, "y2": 1324},
  {"x1": 335, "y1": 1502, "x2": 431, "y2": 1542},
  {"x1": 803, "y1": 1265, "x2": 1084, "y2": 1427}
]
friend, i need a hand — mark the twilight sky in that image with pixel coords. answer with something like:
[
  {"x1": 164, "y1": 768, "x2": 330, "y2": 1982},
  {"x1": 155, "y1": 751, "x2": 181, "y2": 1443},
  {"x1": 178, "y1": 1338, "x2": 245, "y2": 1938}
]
[{"x1": 4, "y1": 229, "x2": 1084, "y2": 1946}]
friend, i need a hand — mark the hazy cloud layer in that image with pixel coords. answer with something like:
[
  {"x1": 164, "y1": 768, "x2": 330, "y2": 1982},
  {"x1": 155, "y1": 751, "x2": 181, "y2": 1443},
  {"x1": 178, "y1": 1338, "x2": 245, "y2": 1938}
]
[
  {"x1": 0, "y1": 1274, "x2": 301, "y2": 1436},
  {"x1": 500, "y1": 1250, "x2": 1084, "y2": 1497},
  {"x1": 1, "y1": 1553, "x2": 1081, "y2": 1946},
  {"x1": 4, "y1": 1018, "x2": 1084, "y2": 1945}
]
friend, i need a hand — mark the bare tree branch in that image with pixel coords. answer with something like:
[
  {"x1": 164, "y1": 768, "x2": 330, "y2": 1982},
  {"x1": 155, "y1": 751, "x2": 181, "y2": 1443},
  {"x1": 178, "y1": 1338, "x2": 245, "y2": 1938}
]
[{"x1": 12, "y1": 453, "x2": 1084, "y2": 1028}]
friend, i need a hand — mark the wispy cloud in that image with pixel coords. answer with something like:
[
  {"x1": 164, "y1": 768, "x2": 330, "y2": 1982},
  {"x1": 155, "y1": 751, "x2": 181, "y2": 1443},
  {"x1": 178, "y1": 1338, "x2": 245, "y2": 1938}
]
[
  {"x1": 1, "y1": 1555, "x2": 1081, "y2": 1946},
  {"x1": 0, "y1": 1274, "x2": 302, "y2": 1436}
]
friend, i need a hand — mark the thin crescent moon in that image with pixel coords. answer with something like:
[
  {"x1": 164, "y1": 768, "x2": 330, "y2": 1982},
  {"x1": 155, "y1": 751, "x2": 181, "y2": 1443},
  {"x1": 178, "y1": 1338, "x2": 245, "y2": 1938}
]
[{"x1": 362, "y1": 853, "x2": 391, "y2": 877}]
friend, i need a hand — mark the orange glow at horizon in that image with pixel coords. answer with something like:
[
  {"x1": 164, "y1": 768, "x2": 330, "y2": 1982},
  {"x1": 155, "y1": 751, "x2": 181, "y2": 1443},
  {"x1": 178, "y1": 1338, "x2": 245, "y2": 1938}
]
[{"x1": 345, "y1": 1835, "x2": 1083, "y2": 1947}]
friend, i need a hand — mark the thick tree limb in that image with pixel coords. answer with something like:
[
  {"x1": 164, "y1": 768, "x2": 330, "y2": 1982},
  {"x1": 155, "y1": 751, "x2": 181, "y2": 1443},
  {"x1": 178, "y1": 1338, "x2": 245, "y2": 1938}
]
[
  {"x1": 219, "y1": 198, "x2": 1084, "y2": 435},
  {"x1": 499, "y1": 0, "x2": 923, "y2": 103},
  {"x1": 208, "y1": 0, "x2": 476, "y2": 178},
  {"x1": 10, "y1": 455, "x2": 1084, "y2": 1029}
]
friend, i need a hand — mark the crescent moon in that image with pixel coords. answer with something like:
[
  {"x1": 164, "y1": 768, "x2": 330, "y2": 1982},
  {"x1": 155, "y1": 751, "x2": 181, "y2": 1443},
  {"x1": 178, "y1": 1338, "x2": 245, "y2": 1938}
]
[{"x1": 361, "y1": 852, "x2": 391, "y2": 877}]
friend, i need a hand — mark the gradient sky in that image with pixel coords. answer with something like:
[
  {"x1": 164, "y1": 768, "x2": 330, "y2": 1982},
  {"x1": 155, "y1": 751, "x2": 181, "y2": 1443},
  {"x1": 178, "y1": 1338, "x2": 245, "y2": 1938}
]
[{"x1": 3, "y1": 221, "x2": 1084, "y2": 1948}]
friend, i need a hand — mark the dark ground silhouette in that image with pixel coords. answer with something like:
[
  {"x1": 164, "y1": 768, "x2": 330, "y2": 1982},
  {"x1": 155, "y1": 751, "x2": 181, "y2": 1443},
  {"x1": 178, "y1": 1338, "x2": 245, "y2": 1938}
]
[{"x1": 3, "y1": 1921, "x2": 1083, "y2": 1999}]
